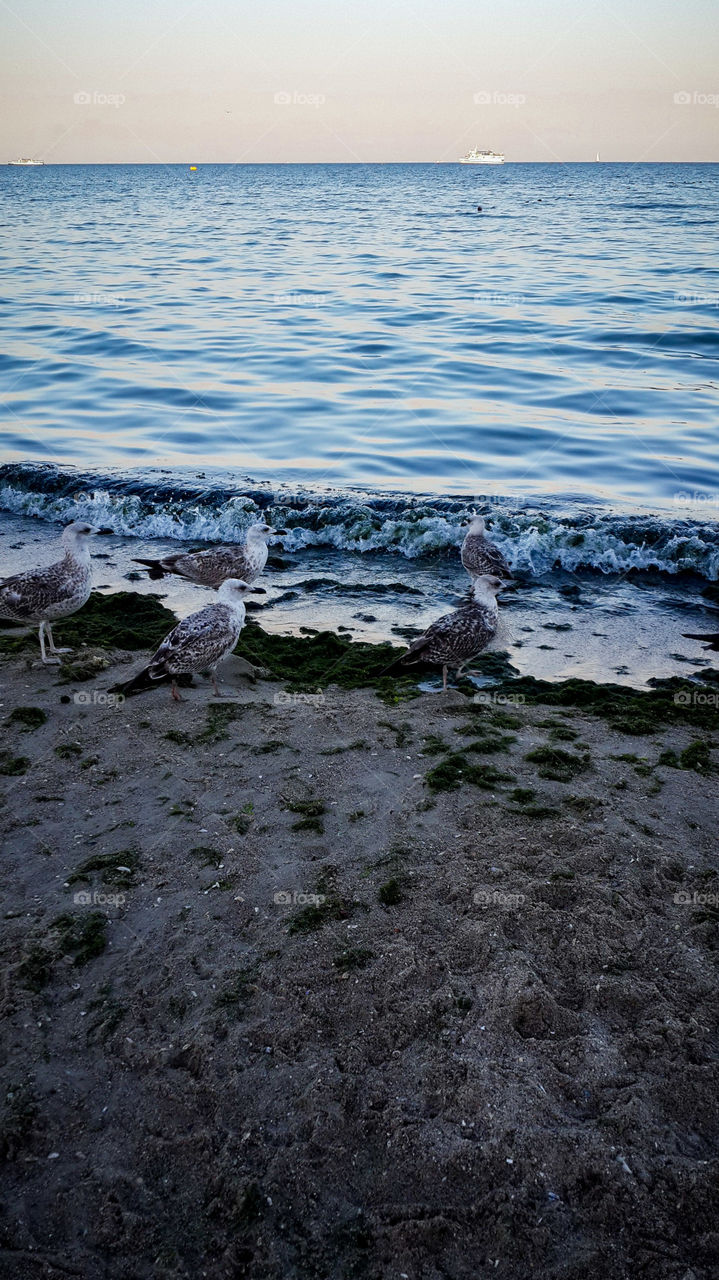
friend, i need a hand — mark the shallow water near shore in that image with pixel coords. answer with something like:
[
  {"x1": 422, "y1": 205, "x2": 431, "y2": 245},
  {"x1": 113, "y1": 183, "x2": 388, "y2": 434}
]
[
  {"x1": 1, "y1": 509, "x2": 717, "y2": 690},
  {"x1": 1, "y1": 162, "x2": 718, "y2": 690}
]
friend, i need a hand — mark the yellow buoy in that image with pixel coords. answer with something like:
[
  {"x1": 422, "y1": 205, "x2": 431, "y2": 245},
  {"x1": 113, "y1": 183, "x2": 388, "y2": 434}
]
[{"x1": 189, "y1": 165, "x2": 197, "y2": 171}]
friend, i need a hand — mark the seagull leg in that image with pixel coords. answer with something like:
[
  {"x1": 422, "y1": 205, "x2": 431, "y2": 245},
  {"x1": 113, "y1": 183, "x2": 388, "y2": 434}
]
[
  {"x1": 170, "y1": 682, "x2": 185, "y2": 702},
  {"x1": 210, "y1": 669, "x2": 224, "y2": 697},
  {"x1": 45, "y1": 623, "x2": 71, "y2": 655},
  {"x1": 39, "y1": 622, "x2": 60, "y2": 665}
]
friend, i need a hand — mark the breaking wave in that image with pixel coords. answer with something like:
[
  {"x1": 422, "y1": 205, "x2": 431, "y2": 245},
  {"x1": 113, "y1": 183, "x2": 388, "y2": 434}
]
[{"x1": 1, "y1": 462, "x2": 718, "y2": 581}]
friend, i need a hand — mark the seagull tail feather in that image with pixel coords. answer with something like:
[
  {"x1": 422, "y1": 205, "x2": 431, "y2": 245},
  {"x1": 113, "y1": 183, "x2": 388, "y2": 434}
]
[
  {"x1": 682, "y1": 631, "x2": 719, "y2": 650},
  {"x1": 108, "y1": 662, "x2": 164, "y2": 697},
  {"x1": 378, "y1": 638, "x2": 429, "y2": 677},
  {"x1": 132, "y1": 558, "x2": 169, "y2": 581}
]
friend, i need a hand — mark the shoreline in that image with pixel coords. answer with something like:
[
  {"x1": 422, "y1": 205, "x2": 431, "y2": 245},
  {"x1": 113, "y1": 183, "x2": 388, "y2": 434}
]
[{"x1": 2, "y1": 512, "x2": 719, "y2": 692}]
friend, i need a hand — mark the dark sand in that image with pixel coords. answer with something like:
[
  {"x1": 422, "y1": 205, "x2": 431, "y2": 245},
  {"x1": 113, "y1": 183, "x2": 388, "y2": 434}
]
[{"x1": 1, "y1": 621, "x2": 718, "y2": 1279}]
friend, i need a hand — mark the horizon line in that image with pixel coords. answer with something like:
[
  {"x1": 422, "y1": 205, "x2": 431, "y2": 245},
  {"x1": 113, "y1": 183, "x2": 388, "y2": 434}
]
[{"x1": 4, "y1": 158, "x2": 719, "y2": 166}]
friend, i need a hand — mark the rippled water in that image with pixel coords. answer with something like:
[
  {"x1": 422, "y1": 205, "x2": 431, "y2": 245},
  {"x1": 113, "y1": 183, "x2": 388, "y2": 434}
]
[
  {"x1": 2, "y1": 163, "x2": 718, "y2": 687},
  {"x1": 2, "y1": 162, "x2": 718, "y2": 509}
]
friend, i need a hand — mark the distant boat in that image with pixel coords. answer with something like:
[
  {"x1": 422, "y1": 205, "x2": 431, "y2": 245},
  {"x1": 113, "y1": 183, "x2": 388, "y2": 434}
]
[
  {"x1": 8, "y1": 157, "x2": 44, "y2": 166},
  {"x1": 459, "y1": 148, "x2": 505, "y2": 165}
]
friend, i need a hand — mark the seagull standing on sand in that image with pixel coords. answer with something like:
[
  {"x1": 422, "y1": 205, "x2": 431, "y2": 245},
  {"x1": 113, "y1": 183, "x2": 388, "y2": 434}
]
[
  {"x1": 132, "y1": 521, "x2": 280, "y2": 589},
  {"x1": 384, "y1": 574, "x2": 504, "y2": 691},
  {"x1": 0, "y1": 521, "x2": 94, "y2": 664},
  {"x1": 112, "y1": 578, "x2": 250, "y2": 700},
  {"x1": 460, "y1": 515, "x2": 513, "y2": 582}
]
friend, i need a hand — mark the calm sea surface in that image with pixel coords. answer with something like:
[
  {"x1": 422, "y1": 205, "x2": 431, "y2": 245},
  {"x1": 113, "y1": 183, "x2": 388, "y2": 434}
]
[
  {"x1": 1, "y1": 163, "x2": 718, "y2": 686},
  {"x1": 1, "y1": 162, "x2": 718, "y2": 509}
]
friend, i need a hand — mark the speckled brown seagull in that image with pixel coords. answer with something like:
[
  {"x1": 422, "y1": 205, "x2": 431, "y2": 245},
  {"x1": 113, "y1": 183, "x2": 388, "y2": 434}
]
[
  {"x1": 132, "y1": 521, "x2": 279, "y2": 589},
  {"x1": 0, "y1": 521, "x2": 94, "y2": 663},
  {"x1": 460, "y1": 515, "x2": 513, "y2": 582},
  {"x1": 383, "y1": 574, "x2": 504, "y2": 691},
  {"x1": 112, "y1": 578, "x2": 251, "y2": 700}
]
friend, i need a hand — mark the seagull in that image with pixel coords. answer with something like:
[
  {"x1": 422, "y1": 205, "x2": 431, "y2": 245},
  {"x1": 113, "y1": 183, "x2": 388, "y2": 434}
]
[
  {"x1": 383, "y1": 574, "x2": 504, "y2": 691},
  {"x1": 0, "y1": 521, "x2": 94, "y2": 663},
  {"x1": 132, "y1": 522, "x2": 282, "y2": 589},
  {"x1": 111, "y1": 578, "x2": 251, "y2": 700},
  {"x1": 682, "y1": 631, "x2": 719, "y2": 652},
  {"x1": 460, "y1": 515, "x2": 513, "y2": 582}
]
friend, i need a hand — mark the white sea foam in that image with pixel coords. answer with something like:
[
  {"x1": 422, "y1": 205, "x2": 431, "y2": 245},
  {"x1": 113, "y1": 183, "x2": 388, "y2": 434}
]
[{"x1": 1, "y1": 472, "x2": 718, "y2": 581}]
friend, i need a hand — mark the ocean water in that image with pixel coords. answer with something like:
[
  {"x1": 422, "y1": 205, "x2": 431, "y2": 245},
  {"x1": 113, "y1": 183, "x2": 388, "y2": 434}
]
[{"x1": 1, "y1": 163, "x2": 718, "y2": 686}]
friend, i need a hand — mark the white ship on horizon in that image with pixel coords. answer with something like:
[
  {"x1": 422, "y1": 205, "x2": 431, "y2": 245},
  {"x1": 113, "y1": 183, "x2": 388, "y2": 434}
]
[
  {"x1": 8, "y1": 157, "x2": 44, "y2": 166},
  {"x1": 459, "y1": 148, "x2": 505, "y2": 165}
]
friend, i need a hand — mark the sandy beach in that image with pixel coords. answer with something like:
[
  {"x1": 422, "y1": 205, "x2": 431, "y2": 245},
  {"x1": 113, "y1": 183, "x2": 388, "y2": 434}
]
[{"x1": 1, "y1": 600, "x2": 718, "y2": 1279}]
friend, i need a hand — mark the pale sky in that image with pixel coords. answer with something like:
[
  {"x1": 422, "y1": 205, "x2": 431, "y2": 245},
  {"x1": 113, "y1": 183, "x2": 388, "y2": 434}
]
[{"x1": 1, "y1": 0, "x2": 717, "y2": 163}]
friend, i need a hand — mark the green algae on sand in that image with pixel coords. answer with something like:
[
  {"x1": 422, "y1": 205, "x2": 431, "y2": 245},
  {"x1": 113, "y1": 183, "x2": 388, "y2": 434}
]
[
  {"x1": 5, "y1": 707, "x2": 47, "y2": 732},
  {"x1": 425, "y1": 753, "x2": 514, "y2": 793},
  {"x1": 492, "y1": 673, "x2": 719, "y2": 733},
  {"x1": 55, "y1": 591, "x2": 177, "y2": 650},
  {"x1": 235, "y1": 621, "x2": 419, "y2": 703}
]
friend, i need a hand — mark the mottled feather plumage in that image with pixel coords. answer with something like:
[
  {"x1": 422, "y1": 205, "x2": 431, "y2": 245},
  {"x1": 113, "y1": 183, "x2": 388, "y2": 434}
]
[
  {"x1": 461, "y1": 516, "x2": 512, "y2": 581},
  {"x1": 147, "y1": 603, "x2": 244, "y2": 679},
  {"x1": 111, "y1": 579, "x2": 250, "y2": 697},
  {"x1": 132, "y1": 523, "x2": 273, "y2": 588},
  {"x1": 0, "y1": 529, "x2": 92, "y2": 624},
  {"x1": 401, "y1": 598, "x2": 498, "y2": 667},
  {"x1": 384, "y1": 575, "x2": 504, "y2": 687},
  {"x1": 0, "y1": 522, "x2": 94, "y2": 662}
]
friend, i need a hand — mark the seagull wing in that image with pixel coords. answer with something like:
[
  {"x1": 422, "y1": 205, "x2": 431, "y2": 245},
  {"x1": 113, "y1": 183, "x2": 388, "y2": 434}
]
[
  {"x1": 0, "y1": 561, "x2": 69, "y2": 619},
  {"x1": 148, "y1": 604, "x2": 240, "y2": 676},
  {"x1": 168, "y1": 546, "x2": 253, "y2": 588},
  {"x1": 401, "y1": 608, "x2": 465, "y2": 659},
  {"x1": 461, "y1": 534, "x2": 512, "y2": 578}
]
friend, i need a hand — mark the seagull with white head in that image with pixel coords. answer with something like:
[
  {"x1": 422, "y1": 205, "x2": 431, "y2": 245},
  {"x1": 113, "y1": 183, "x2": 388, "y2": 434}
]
[
  {"x1": 460, "y1": 515, "x2": 513, "y2": 583},
  {"x1": 383, "y1": 574, "x2": 505, "y2": 691},
  {"x1": 132, "y1": 521, "x2": 285, "y2": 589},
  {"x1": 0, "y1": 521, "x2": 95, "y2": 663},
  {"x1": 111, "y1": 578, "x2": 251, "y2": 700}
]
